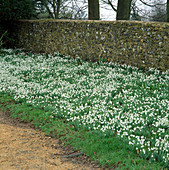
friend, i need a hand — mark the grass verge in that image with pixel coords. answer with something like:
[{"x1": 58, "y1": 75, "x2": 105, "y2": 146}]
[{"x1": 0, "y1": 93, "x2": 167, "y2": 170}]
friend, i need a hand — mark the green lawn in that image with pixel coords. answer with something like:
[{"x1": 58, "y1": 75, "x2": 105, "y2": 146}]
[{"x1": 0, "y1": 49, "x2": 168, "y2": 169}]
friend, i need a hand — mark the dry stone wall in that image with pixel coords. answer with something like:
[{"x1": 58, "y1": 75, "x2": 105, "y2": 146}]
[{"x1": 12, "y1": 20, "x2": 169, "y2": 71}]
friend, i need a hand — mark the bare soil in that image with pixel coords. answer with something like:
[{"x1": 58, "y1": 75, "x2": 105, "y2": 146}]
[{"x1": 0, "y1": 110, "x2": 102, "y2": 170}]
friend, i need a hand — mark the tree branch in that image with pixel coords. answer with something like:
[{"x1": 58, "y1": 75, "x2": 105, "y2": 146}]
[
  {"x1": 139, "y1": 0, "x2": 166, "y2": 7},
  {"x1": 102, "y1": 0, "x2": 117, "y2": 12}
]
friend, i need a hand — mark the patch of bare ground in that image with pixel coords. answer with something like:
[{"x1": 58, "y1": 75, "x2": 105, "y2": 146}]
[{"x1": 0, "y1": 110, "x2": 103, "y2": 170}]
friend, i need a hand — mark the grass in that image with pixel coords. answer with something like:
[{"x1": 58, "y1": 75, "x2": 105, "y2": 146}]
[{"x1": 0, "y1": 49, "x2": 168, "y2": 169}]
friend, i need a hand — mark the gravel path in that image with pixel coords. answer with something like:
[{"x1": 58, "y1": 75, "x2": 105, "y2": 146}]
[{"x1": 0, "y1": 110, "x2": 101, "y2": 170}]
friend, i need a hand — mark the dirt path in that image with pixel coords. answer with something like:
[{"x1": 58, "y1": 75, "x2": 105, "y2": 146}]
[{"x1": 0, "y1": 110, "x2": 101, "y2": 170}]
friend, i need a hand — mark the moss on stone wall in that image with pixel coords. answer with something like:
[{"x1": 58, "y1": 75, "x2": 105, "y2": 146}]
[{"x1": 12, "y1": 19, "x2": 169, "y2": 71}]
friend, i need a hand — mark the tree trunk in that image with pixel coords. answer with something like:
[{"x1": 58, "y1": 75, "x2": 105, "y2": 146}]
[
  {"x1": 56, "y1": 0, "x2": 61, "y2": 19},
  {"x1": 116, "y1": 0, "x2": 132, "y2": 20},
  {"x1": 88, "y1": 0, "x2": 100, "y2": 20},
  {"x1": 167, "y1": 0, "x2": 169, "y2": 22},
  {"x1": 52, "y1": 0, "x2": 57, "y2": 18}
]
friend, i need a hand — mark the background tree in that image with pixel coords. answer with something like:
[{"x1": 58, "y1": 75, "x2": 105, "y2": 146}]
[
  {"x1": 101, "y1": 0, "x2": 133, "y2": 20},
  {"x1": 88, "y1": 0, "x2": 100, "y2": 20},
  {"x1": 167, "y1": 0, "x2": 169, "y2": 21},
  {"x1": 150, "y1": 5, "x2": 167, "y2": 22},
  {"x1": 36, "y1": 0, "x2": 87, "y2": 19},
  {"x1": 0, "y1": 0, "x2": 37, "y2": 21},
  {"x1": 37, "y1": 0, "x2": 62, "y2": 19},
  {"x1": 138, "y1": 0, "x2": 167, "y2": 22},
  {"x1": 130, "y1": 0, "x2": 142, "y2": 20},
  {"x1": 0, "y1": 0, "x2": 38, "y2": 47},
  {"x1": 101, "y1": 0, "x2": 167, "y2": 21},
  {"x1": 116, "y1": 0, "x2": 132, "y2": 20}
]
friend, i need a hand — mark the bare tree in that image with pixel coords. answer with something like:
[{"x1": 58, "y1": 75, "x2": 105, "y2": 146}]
[
  {"x1": 150, "y1": 2, "x2": 167, "y2": 22},
  {"x1": 141, "y1": 0, "x2": 167, "y2": 21},
  {"x1": 167, "y1": 0, "x2": 169, "y2": 21},
  {"x1": 116, "y1": 0, "x2": 132, "y2": 20},
  {"x1": 101, "y1": 0, "x2": 117, "y2": 12},
  {"x1": 37, "y1": 0, "x2": 87, "y2": 19},
  {"x1": 101, "y1": 0, "x2": 167, "y2": 21},
  {"x1": 88, "y1": 0, "x2": 100, "y2": 20},
  {"x1": 100, "y1": 0, "x2": 133, "y2": 20}
]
